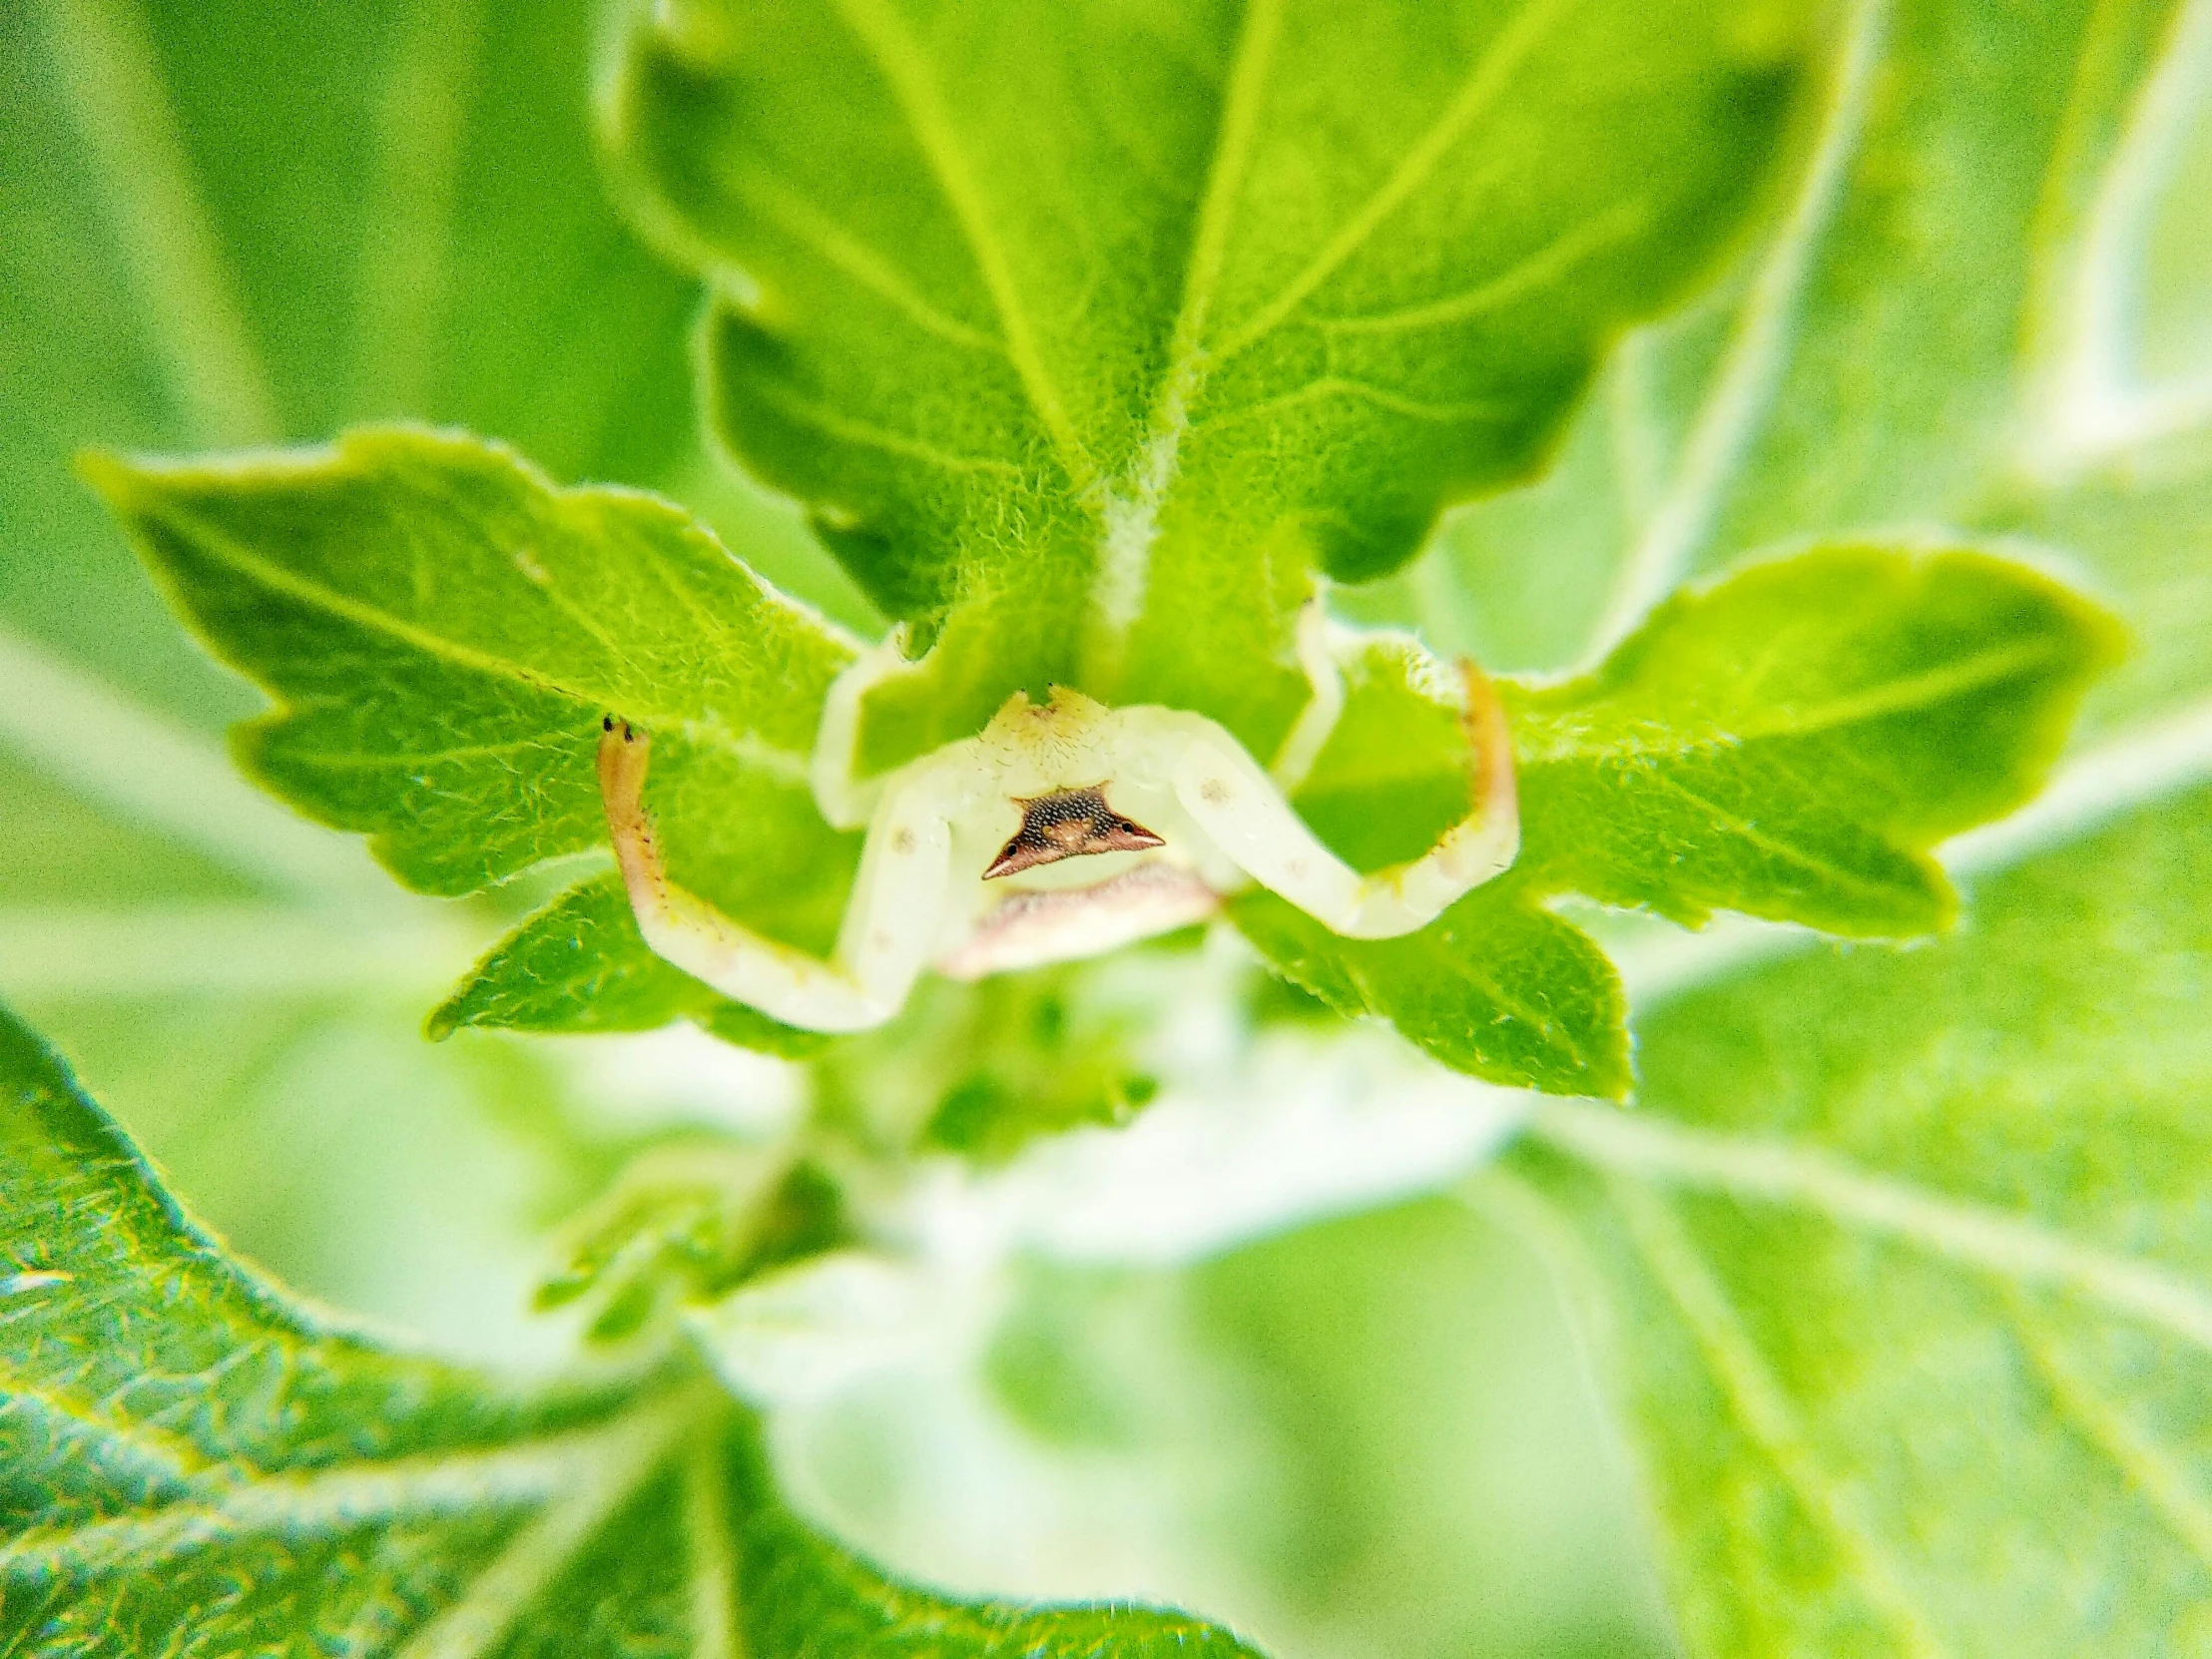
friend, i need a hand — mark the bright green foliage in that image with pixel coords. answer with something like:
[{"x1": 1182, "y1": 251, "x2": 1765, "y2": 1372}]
[
  {"x1": 430, "y1": 870, "x2": 830, "y2": 1056},
  {"x1": 1503, "y1": 546, "x2": 2127, "y2": 935},
  {"x1": 1381, "y1": 0, "x2": 2210, "y2": 716},
  {"x1": 1232, "y1": 877, "x2": 1629, "y2": 1098},
  {"x1": 93, "y1": 422, "x2": 2119, "y2": 1096},
  {"x1": 14, "y1": 0, "x2": 2212, "y2": 1648},
  {"x1": 0, "y1": 0, "x2": 862, "y2": 1353},
  {"x1": 2, "y1": 0, "x2": 862, "y2": 726},
  {"x1": 1502, "y1": 786, "x2": 2212, "y2": 1658},
  {"x1": 86, "y1": 427, "x2": 858, "y2": 909},
  {"x1": 609, "y1": 0, "x2": 1810, "y2": 770},
  {"x1": 0, "y1": 1001, "x2": 1267, "y2": 1655},
  {"x1": 1232, "y1": 546, "x2": 2116, "y2": 1095}
]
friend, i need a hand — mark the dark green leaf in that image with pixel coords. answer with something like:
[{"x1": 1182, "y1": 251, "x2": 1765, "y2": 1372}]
[
  {"x1": 431, "y1": 870, "x2": 830, "y2": 1057},
  {"x1": 1231, "y1": 880, "x2": 1629, "y2": 1099},
  {"x1": 0, "y1": 999, "x2": 1268, "y2": 1654}
]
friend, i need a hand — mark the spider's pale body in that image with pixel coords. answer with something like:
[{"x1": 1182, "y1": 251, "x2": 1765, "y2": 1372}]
[{"x1": 599, "y1": 633, "x2": 1519, "y2": 1033}]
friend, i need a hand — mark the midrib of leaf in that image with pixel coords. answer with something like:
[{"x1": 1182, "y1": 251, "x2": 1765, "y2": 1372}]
[
  {"x1": 1519, "y1": 634, "x2": 2081, "y2": 763},
  {"x1": 0, "y1": 1407, "x2": 679, "y2": 1578},
  {"x1": 392, "y1": 1402, "x2": 694, "y2": 1659},
  {"x1": 38, "y1": 0, "x2": 281, "y2": 446},
  {"x1": 1205, "y1": 0, "x2": 1583, "y2": 366},
  {"x1": 349, "y1": 0, "x2": 484, "y2": 418},
  {"x1": 144, "y1": 502, "x2": 814, "y2": 781},
  {"x1": 1580, "y1": 0, "x2": 1893, "y2": 666},
  {"x1": 823, "y1": 0, "x2": 1099, "y2": 493},
  {"x1": 1084, "y1": 0, "x2": 1282, "y2": 658},
  {"x1": 2015, "y1": 0, "x2": 2155, "y2": 395},
  {"x1": 1521, "y1": 1096, "x2": 2212, "y2": 1354},
  {"x1": 1605, "y1": 1176, "x2": 1951, "y2": 1659},
  {"x1": 0, "y1": 624, "x2": 386, "y2": 905},
  {"x1": 0, "y1": 1356, "x2": 214, "y2": 1487},
  {"x1": 2003, "y1": 1289, "x2": 2212, "y2": 1574}
]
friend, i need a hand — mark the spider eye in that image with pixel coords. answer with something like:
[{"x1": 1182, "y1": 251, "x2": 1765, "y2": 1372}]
[{"x1": 983, "y1": 786, "x2": 1165, "y2": 879}]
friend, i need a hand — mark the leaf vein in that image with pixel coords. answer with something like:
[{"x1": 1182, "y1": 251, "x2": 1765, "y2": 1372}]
[
  {"x1": 724, "y1": 161, "x2": 1006, "y2": 354},
  {"x1": 1611, "y1": 1178, "x2": 1950, "y2": 1658},
  {"x1": 746, "y1": 377, "x2": 1026, "y2": 477},
  {"x1": 1532, "y1": 1099, "x2": 2212, "y2": 1354},
  {"x1": 1580, "y1": 0, "x2": 1893, "y2": 663},
  {"x1": 158, "y1": 512, "x2": 812, "y2": 774},
  {"x1": 823, "y1": 0, "x2": 1099, "y2": 490},
  {"x1": 2004, "y1": 1291, "x2": 2212, "y2": 1580},
  {"x1": 1212, "y1": 0, "x2": 1583, "y2": 363},
  {"x1": 1316, "y1": 197, "x2": 1654, "y2": 334}
]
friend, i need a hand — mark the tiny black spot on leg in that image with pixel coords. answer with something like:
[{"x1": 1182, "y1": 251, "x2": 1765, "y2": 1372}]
[{"x1": 603, "y1": 715, "x2": 615, "y2": 733}]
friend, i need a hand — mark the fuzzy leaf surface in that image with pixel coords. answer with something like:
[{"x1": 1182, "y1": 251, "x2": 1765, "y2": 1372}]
[
  {"x1": 1235, "y1": 544, "x2": 2117, "y2": 1094},
  {"x1": 1231, "y1": 879, "x2": 1629, "y2": 1098},
  {"x1": 610, "y1": 0, "x2": 1810, "y2": 769},
  {"x1": 1503, "y1": 786, "x2": 2212, "y2": 1657},
  {"x1": 0, "y1": 1002, "x2": 1268, "y2": 1655},
  {"x1": 87, "y1": 428, "x2": 865, "y2": 1002},
  {"x1": 429, "y1": 869, "x2": 831, "y2": 1055},
  {"x1": 1503, "y1": 545, "x2": 2127, "y2": 935}
]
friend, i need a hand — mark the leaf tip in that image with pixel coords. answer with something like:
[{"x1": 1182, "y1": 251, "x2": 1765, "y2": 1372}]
[{"x1": 73, "y1": 446, "x2": 152, "y2": 513}]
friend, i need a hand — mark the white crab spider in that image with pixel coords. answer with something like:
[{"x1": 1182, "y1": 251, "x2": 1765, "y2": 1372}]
[{"x1": 598, "y1": 616, "x2": 1519, "y2": 1033}]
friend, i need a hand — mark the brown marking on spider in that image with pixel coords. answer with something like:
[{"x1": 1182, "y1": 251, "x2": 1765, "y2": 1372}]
[{"x1": 983, "y1": 785, "x2": 1165, "y2": 879}]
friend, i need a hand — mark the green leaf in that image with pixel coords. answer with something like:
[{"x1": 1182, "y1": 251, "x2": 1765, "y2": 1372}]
[
  {"x1": 608, "y1": 0, "x2": 1811, "y2": 768},
  {"x1": 1231, "y1": 879, "x2": 1629, "y2": 1099},
  {"x1": 0, "y1": 999, "x2": 1269, "y2": 1654},
  {"x1": 1234, "y1": 544, "x2": 2116, "y2": 1095},
  {"x1": 86, "y1": 427, "x2": 854, "y2": 897},
  {"x1": 430, "y1": 870, "x2": 830, "y2": 1057},
  {"x1": 1504, "y1": 544, "x2": 2127, "y2": 935},
  {"x1": 1494, "y1": 783, "x2": 2212, "y2": 1658},
  {"x1": 1367, "y1": 0, "x2": 2212, "y2": 734},
  {"x1": 84, "y1": 426, "x2": 868, "y2": 1048}
]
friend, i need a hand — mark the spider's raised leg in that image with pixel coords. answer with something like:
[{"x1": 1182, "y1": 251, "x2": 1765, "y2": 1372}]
[
  {"x1": 598, "y1": 720, "x2": 951, "y2": 1032},
  {"x1": 1149, "y1": 662, "x2": 1519, "y2": 939}
]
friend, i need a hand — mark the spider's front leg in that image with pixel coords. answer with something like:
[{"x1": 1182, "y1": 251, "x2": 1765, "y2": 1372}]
[
  {"x1": 598, "y1": 720, "x2": 951, "y2": 1032},
  {"x1": 1157, "y1": 662, "x2": 1519, "y2": 938}
]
